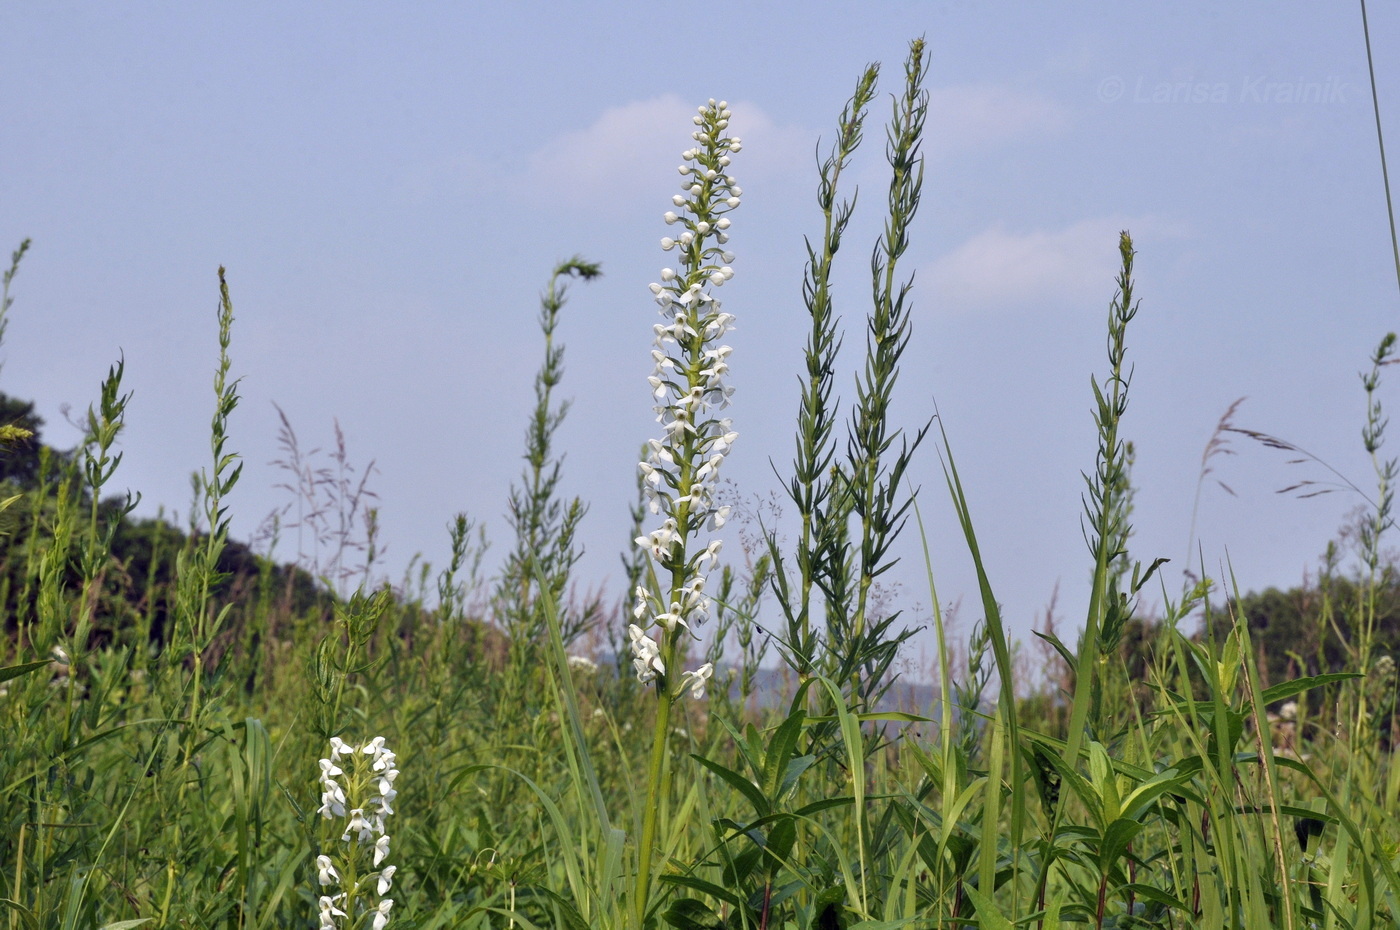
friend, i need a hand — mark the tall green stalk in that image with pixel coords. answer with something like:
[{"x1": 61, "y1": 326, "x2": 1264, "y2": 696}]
[
  {"x1": 159, "y1": 267, "x2": 242, "y2": 923},
  {"x1": 769, "y1": 62, "x2": 879, "y2": 680},
  {"x1": 496, "y1": 258, "x2": 600, "y2": 722},
  {"x1": 1064, "y1": 232, "x2": 1142, "y2": 755},
  {"x1": 832, "y1": 37, "x2": 930, "y2": 713},
  {"x1": 0, "y1": 240, "x2": 30, "y2": 378},
  {"x1": 1036, "y1": 233, "x2": 1168, "y2": 921}
]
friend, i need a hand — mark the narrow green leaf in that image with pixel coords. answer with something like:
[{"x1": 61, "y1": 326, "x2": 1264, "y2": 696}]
[
  {"x1": 1260, "y1": 673, "x2": 1362, "y2": 706},
  {"x1": 692, "y1": 753, "x2": 769, "y2": 818},
  {"x1": 963, "y1": 883, "x2": 1014, "y2": 930},
  {"x1": 0, "y1": 659, "x2": 48, "y2": 684}
]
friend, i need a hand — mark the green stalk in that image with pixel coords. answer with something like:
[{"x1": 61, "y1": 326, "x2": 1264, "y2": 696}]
[
  {"x1": 773, "y1": 62, "x2": 879, "y2": 679},
  {"x1": 160, "y1": 267, "x2": 241, "y2": 923},
  {"x1": 1062, "y1": 232, "x2": 1139, "y2": 762},
  {"x1": 836, "y1": 37, "x2": 929, "y2": 714},
  {"x1": 849, "y1": 40, "x2": 925, "y2": 642},
  {"x1": 634, "y1": 692, "x2": 673, "y2": 929},
  {"x1": 0, "y1": 239, "x2": 31, "y2": 376}
]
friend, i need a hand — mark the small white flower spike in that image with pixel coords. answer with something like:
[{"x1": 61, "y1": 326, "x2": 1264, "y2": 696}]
[{"x1": 315, "y1": 736, "x2": 399, "y2": 927}]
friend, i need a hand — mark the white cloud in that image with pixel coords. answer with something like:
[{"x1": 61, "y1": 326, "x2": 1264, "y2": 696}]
[
  {"x1": 514, "y1": 95, "x2": 813, "y2": 211},
  {"x1": 926, "y1": 84, "x2": 1070, "y2": 153},
  {"x1": 517, "y1": 95, "x2": 694, "y2": 209},
  {"x1": 924, "y1": 216, "x2": 1176, "y2": 313},
  {"x1": 402, "y1": 85, "x2": 1059, "y2": 213}
]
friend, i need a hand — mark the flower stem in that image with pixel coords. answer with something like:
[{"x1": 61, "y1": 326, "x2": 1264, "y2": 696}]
[{"x1": 634, "y1": 692, "x2": 673, "y2": 929}]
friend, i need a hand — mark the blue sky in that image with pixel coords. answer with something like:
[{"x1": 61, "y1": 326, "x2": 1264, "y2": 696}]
[{"x1": 3, "y1": 3, "x2": 1397, "y2": 675}]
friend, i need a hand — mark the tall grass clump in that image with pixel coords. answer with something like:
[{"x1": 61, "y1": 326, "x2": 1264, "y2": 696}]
[{"x1": 4, "y1": 32, "x2": 1400, "y2": 930}]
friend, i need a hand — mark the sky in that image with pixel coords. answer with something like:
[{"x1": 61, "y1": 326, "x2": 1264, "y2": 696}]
[{"x1": 2, "y1": 2, "x2": 1398, "y2": 678}]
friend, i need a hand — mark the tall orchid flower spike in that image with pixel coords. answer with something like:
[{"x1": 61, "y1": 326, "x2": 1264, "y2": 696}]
[
  {"x1": 633, "y1": 98, "x2": 742, "y2": 930},
  {"x1": 633, "y1": 98, "x2": 741, "y2": 702}
]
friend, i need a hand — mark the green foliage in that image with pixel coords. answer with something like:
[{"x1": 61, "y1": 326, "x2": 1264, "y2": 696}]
[
  {"x1": 496, "y1": 257, "x2": 603, "y2": 728},
  {"x1": 766, "y1": 39, "x2": 929, "y2": 770}
]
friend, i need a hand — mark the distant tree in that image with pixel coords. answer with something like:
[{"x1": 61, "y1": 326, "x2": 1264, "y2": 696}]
[{"x1": 1210, "y1": 577, "x2": 1400, "y2": 688}]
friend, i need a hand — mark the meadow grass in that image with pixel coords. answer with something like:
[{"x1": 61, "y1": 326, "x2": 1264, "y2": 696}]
[{"x1": 2, "y1": 37, "x2": 1400, "y2": 930}]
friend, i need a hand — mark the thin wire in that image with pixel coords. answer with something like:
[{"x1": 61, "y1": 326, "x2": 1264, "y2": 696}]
[{"x1": 1361, "y1": 0, "x2": 1400, "y2": 304}]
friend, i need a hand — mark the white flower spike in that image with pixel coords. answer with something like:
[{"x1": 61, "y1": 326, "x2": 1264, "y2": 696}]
[{"x1": 634, "y1": 98, "x2": 740, "y2": 700}]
